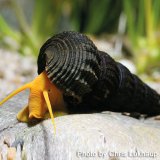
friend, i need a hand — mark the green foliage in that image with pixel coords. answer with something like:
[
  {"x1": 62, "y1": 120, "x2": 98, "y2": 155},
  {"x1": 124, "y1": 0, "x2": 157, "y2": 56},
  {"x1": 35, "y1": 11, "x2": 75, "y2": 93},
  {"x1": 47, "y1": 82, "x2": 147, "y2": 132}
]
[
  {"x1": 70, "y1": 0, "x2": 122, "y2": 34},
  {"x1": 0, "y1": 0, "x2": 122, "y2": 55},
  {"x1": 0, "y1": 0, "x2": 64, "y2": 55},
  {"x1": 123, "y1": 0, "x2": 160, "y2": 73}
]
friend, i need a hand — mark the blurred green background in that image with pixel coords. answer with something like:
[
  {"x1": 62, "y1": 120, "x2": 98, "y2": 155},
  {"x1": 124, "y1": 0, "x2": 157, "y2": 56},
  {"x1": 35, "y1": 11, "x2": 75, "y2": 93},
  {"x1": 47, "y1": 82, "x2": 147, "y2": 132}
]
[{"x1": 0, "y1": 0, "x2": 160, "y2": 78}]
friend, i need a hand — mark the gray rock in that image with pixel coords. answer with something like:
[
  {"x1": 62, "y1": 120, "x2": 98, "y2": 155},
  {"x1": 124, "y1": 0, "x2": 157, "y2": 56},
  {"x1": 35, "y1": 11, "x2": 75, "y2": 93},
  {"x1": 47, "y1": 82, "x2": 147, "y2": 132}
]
[
  {"x1": 0, "y1": 91, "x2": 160, "y2": 160},
  {"x1": 0, "y1": 49, "x2": 37, "y2": 98}
]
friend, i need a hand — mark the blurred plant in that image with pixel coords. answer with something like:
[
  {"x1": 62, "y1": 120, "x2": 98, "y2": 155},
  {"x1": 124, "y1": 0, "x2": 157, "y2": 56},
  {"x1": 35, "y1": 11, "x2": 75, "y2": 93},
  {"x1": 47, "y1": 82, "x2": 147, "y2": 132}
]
[
  {"x1": 0, "y1": 0, "x2": 122, "y2": 56},
  {"x1": 70, "y1": 0, "x2": 122, "y2": 34},
  {"x1": 0, "y1": 0, "x2": 64, "y2": 55},
  {"x1": 123, "y1": 0, "x2": 160, "y2": 74}
]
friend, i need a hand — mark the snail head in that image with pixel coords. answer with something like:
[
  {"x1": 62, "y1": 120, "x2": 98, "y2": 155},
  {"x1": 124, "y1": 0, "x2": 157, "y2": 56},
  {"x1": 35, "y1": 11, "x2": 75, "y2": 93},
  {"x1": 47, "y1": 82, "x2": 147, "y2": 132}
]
[{"x1": 0, "y1": 71, "x2": 64, "y2": 132}]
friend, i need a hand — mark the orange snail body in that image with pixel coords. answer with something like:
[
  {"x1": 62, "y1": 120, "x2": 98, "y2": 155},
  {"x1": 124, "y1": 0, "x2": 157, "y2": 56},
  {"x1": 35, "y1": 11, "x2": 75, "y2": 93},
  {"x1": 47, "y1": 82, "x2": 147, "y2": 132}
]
[
  {"x1": 0, "y1": 71, "x2": 66, "y2": 131},
  {"x1": 27, "y1": 71, "x2": 66, "y2": 119}
]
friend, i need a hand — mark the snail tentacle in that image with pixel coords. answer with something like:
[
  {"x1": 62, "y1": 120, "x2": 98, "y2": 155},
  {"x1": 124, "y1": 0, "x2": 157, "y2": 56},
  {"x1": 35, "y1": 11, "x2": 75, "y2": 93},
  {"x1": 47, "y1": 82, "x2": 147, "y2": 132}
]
[
  {"x1": 43, "y1": 90, "x2": 56, "y2": 134},
  {"x1": 0, "y1": 83, "x2": 32, "y2": 106}
]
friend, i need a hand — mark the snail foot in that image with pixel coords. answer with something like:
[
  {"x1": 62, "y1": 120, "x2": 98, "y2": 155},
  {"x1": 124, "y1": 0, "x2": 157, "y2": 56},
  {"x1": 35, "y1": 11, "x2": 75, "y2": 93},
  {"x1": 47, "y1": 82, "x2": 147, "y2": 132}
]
[{"x1": 16, "y1": 105, "x2": 29, "y2": 122}]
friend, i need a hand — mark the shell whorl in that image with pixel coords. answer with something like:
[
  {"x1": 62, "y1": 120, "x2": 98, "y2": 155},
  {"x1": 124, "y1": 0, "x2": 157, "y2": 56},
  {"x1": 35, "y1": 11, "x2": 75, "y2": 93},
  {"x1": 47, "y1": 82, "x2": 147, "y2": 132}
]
[{"x1": 38, "y1": 31, "x2": 101, "y2": 97}]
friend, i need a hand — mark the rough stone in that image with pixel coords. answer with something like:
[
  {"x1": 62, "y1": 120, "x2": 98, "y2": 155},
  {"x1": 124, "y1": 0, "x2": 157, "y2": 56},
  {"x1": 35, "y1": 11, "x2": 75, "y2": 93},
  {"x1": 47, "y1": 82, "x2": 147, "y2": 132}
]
[{"x1": 0, "y1": 91, "x2": 160, "y2": 160}]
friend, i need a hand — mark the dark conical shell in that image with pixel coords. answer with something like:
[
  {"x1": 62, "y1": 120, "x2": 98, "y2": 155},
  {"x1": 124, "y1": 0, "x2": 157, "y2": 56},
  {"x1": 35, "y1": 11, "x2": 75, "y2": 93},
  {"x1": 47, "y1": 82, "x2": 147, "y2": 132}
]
[
  {"x1": 38, "y1": 31, "x2": 101, "y2": 97},
  {"x1": 37, "y1": 31, "x2": 160, "y2": 116}
]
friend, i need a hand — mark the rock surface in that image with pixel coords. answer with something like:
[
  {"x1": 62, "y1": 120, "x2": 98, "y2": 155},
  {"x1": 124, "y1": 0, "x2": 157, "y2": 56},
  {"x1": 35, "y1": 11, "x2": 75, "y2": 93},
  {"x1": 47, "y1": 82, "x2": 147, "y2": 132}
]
[
  {"x1": 0, "y1": 49, "x2": 37, "y2": 98},
  {"x1": 0, "y1": 91, "x2": 160, "y2": 160}
]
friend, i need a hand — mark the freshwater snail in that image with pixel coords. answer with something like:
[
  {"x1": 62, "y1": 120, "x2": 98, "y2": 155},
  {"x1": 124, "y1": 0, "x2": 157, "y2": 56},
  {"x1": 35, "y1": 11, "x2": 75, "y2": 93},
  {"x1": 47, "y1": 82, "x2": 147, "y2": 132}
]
[{"x1": 0, "y1": 31, "x2": 160, "y2": 131}]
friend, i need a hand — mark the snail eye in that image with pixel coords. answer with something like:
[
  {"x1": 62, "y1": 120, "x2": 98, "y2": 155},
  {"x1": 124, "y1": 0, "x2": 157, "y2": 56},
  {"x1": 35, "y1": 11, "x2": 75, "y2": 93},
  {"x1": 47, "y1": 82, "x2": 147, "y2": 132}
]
[{"x1": 48, "y1": 89, "x2": 51, "y2": 92}]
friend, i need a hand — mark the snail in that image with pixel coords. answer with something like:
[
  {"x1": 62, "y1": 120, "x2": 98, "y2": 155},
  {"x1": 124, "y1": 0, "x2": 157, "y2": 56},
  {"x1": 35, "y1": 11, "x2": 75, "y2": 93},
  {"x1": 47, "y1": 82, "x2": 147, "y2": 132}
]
[{"x1": 0, "y1": 31, "x2": 160, "y2": 131}]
